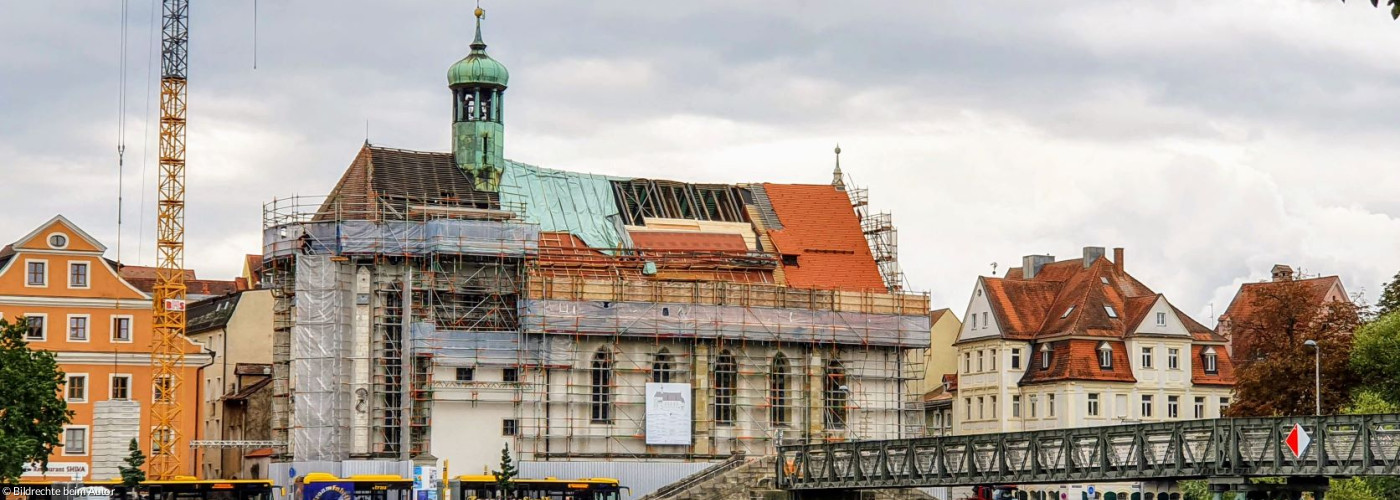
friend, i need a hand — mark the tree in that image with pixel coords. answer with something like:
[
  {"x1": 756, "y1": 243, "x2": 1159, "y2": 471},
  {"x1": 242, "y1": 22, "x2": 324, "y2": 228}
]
[
  {"x1": 1342, "y1": 0, "x2": 1400, "y2": 20},
  {"x1": 0, "y1": 318, "x2": 72, "y2": 484},
  {"x1": 491, "y1": 443, "x2": 517, "y2": 499},
  {"x1": 1228, "y1": 280, "x2": 1361, "y2": 417},
  {"x1": 1350, "y1": 312, "x2": 1400, "y2": 405},
  {"x1": 119, "y1": 438, "x2": 147, "y2": 488},
  {"x1": 1375, "y1": 271, "x2": 1400, "y2": 319}
]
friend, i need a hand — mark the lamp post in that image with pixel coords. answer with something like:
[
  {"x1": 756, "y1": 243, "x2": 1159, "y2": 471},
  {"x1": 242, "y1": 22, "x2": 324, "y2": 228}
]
[{"x1": 1304, "y1": 340, "x2": 1320, "y2": 415}]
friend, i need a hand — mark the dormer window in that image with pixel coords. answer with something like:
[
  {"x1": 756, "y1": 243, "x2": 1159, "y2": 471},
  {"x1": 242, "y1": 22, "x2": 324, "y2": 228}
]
[
  {"x1": 1104, "y1": 305, "x2": 1118, "y2": 319},
  {"x1": 1098, "y1": 342, "x2": 1113, "y2": 369},
  {"x1": 1061, "y1": 306, "x2": 1074, "y2": 319},
  {"x1": 1040, "y1": 344, "x2": 1053, "y2": 369},
  {"x1": 1203, "y1": 347, "x2": 1219, "y2": 374},
  {"x1": 1100, "y1": 277, "x2": 1109, "y2": 284}
]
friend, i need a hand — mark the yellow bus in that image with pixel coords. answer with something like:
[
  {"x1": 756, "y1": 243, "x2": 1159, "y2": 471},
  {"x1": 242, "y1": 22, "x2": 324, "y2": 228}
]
[
  {"x1": 294, "y1": 474, "x2": 413, "y2": 500},
  {"x1": 452, "y1": 476, "x2": 626, "y2": 500}
]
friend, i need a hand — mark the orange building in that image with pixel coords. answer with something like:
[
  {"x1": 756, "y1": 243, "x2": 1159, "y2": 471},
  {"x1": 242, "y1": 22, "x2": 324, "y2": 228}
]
[{"x1": 4, "y1": 215, "x2": 210, "y2": 482}]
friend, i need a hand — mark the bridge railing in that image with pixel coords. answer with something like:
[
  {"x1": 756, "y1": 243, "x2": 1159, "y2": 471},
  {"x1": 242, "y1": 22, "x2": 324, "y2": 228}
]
[{"x1": 776, "y1": 413, "x2": 1400, "y2": 490}]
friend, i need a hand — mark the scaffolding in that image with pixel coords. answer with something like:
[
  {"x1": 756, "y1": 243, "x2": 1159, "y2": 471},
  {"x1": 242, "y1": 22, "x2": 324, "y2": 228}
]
[
  {"x1": 263, "y1": 193, "x2": 929, "y2": 464},
  {"x1": 847, "y1": 186, "x2": 907, "y2": 293}
]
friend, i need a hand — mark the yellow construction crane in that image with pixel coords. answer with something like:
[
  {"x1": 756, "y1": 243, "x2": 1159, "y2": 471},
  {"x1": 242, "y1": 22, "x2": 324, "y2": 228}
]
[{"x1": 150, "y1": 0, "x2": 189, "y2": 480}]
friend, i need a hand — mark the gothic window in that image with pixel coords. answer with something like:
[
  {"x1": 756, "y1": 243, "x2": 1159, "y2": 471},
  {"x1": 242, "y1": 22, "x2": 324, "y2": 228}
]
[
  {"x1": 591, "y1": 348, "x2": 613, "y2": 423},
  {"x1": 652, "y1": 348, "x2": 674, "y2": 383},
  {"x1": 714, "y1": 351, "x2": 737, "y2": 426},
  {"x1": 770, "y1": 353, "x2": 790, "y2": 426}
]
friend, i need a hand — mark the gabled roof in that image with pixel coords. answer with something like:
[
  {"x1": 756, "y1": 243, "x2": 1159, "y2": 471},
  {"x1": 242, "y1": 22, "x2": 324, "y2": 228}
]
[
  {"x1": 1191, "y1": 345, "x2": 1236, "y2": 386},
  {"x1": 1020, "y1": 339, "x2": 1136, "y2": 385},
  {"x1": 762, "y1": 184, "x2": 887, "y2": 292},
  {"x1": 224, "y1": 376, "x2": 272, "y2": 401},
  {"x1": 10, "y1": 215, "x2": 107, "y2": 253},
  {"x1": 1219, "y1": 275, "x2": 1347, "y2": 326},
  {"x1": 321, "y1": 144, "x2": 499, "y2": 217},
  {"x1": 119, "y1": 265, "x2": 240, "y2": 299}
]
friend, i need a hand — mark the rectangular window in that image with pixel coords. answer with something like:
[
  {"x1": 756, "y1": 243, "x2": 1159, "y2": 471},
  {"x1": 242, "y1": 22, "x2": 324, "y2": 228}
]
[
  {"x1": 503, "y1": 367, "x2": 519, "y2": 383},
  {"x1": 977, "y1": 351, "x2": 984, "y2": 372},
  {"x1": 1029, "y1": 395, "x2": 1039, "y2": 418},
  {"x1": 989, "y1": 349, "x2": 997, "y2": 370},
  {"x1": 66, "y1": 374, "x2": 87, "y2": 402},
  {"x1": 1087, "y1": 393, "x2": 1100, "y2": 417},
  {"x1": 112, "y1": 316, "x2": 132, "y2": 342},
  {"x1": 1168, "y1": 348, "x2": 1180, "y2": 370},
  {"x1": 111, "y1": 375, "x2": 131, "y2": 400},
  {"x1": 1142, "y1": 347, "x2": 1154, "y2": 369},
  {"x1": 27, "y1": 260, "x2": 46, "y2": 286},
  {"x1": 1219, "y1": 397, "x2": 1230, "y2": 416},
  {"x1": 1168, "y1": 396, "x2": 1180, "y2": 418},
  {"x1": 972, "y1": 314, "x2": 977, "y2": 329},
  {"x1": 25, "y1": 315, "x2": 45, "y2": 341},
  {"x1": 1011, "y1": 349, "x2": 1021, "y2": 369},
  {"x1": 1104, "y1": 305, "x2": 1118, "y2": 318},
  {"x1": 1012, "y1": 395, "x2": 1021, "y2": 418},
  {"x1": 964, "y1": 352, "x2": 971, "y2": 373},
  {"x1": 1194, "y1": 397, "x2": 1205, "y2": 419},
  {"x1": 1047, "y1": 393, "x2": 1056, "y2": 417},
  {"x1": 1156, "y1": 312, "x2": 1167, "y2": 326},
  {"x1": 68, "y1": 316, "x2": 88, "y2": 341},
  {"x1": 977, "y1": 396, "x2": 984, "y2": 420},
  {"x1": 153, "y1": 376, "x2": 173, "y2": 403},
  {"x1": 64, "y1": 427, "x2": 87, "y2": 455},
  {"x1": 990, "y1": 395, "x2": 998, "y2": 418},
  {"x1": 502, "y1": 419, "x2": 518, "y2": 436},
  {"x1": 982, "y1": 312, "x2": 989, "y2": 329},
  {"x1": 1142, "y1": 395, "x2": 1154, "y2": 418},
  {"x1": 455, "y1": 367, "x2": 474, "y2": 381},
  {"x1": 69, "y1": 262, "x2": 89, "y2": 288},
  {"x1": 965, "y1": 398, "x2": 972, "y2": 420}
]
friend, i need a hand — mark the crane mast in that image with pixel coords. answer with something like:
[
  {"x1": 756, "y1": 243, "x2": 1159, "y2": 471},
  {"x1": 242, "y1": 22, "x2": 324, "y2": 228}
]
[{"x1": 150, "y1": 0, "x2": 189, "y2": 480}]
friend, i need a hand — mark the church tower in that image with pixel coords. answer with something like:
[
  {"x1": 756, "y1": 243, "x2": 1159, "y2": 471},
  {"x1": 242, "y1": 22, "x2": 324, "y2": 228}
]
[{"x1": 448, "y1": 7, "x2": 509, "y2": 192}]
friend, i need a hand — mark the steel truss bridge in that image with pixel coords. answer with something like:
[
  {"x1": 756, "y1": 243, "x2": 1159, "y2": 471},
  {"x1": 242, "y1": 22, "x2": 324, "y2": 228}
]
[{"x1": 777, "y1": 414, "x2": 1400, "y2": 493}]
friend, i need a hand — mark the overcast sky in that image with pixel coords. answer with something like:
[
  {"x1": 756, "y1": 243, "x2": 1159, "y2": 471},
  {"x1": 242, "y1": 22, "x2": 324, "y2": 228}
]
[{"x1": 3, "y1": 1, "x2": 1399, "y2": 322}]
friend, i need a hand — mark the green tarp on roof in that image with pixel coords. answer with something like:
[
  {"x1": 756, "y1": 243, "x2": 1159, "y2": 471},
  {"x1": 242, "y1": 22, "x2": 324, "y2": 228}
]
[{"x1": 499, "y1": 159, "x2": 631, "y2": 251}]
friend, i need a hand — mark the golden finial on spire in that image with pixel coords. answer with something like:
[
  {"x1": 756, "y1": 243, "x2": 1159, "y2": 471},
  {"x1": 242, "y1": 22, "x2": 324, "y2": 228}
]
[{"x1": 475, "y1": 6, "x2": 484, "y2": 18}]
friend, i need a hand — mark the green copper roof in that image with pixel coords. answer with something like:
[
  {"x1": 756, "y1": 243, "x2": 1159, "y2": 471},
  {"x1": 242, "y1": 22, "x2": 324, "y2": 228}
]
[{"x1": 448, "y1": 15, "x2": 509, "y2": 87}]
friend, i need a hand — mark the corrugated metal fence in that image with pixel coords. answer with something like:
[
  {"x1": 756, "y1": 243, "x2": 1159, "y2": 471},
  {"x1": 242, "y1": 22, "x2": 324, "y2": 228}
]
[{"x1": 520, "y1": 461, "x2": 719, "y2": 500}]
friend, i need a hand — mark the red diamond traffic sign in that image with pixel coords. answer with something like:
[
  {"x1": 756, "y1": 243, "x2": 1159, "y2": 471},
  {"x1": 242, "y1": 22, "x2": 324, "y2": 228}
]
[{"x1": 1285, "y1": 423, "x2": 1311, "y2": 457}]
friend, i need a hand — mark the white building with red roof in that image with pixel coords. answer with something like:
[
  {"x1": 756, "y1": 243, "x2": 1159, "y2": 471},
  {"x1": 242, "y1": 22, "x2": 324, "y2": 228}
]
[{"x1": 953, "y1": 247, "x2": 1235, "y2": 436}]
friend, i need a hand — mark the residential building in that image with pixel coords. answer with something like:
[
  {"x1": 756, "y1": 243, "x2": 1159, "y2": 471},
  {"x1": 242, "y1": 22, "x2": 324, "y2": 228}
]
[
  {"x1": 911, "y1": 308, "x2": 961, "y2": 396},
  {"x1": 951, "y1": 247, "x2": 1235, "y2": 495},
  {"x1": 3, "y1": 215, "x2": 211, "y2": 481},
  {"x1": 119, "y1": 265, "x2": 240, "y2": 301},
  {"x1": 1217, "y1": 264, "x2": 1349, "y2": 359},
  {"x1": 259, "y1": 9, "x2": 930, "y2": 497},
  {"x1": 186, "y1": 289, "x2": 275, "y2": 479}
]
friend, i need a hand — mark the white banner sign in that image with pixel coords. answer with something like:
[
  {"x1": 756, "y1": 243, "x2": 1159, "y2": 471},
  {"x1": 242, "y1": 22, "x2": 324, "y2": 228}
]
[
  {"x1": 645, "y1": 382, "x2": 693, "y2": 446},
  {"x1": 22, "y1": 462, "x2": 89, "y2": 478}
]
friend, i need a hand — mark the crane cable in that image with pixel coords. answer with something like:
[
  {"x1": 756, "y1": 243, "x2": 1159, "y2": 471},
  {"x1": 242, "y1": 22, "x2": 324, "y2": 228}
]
[{"x1": 118, "y1": 0, "x2": 129, "y2": 265}]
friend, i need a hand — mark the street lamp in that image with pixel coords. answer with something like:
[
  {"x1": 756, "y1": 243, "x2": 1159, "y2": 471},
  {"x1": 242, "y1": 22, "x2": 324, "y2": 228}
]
[{"x1": 1304, "y1": 340, "x2": 1320, "y2": 415}]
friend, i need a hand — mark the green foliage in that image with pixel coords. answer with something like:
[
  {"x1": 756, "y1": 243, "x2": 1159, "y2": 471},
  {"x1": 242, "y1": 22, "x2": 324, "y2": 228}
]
[
  {"x1": 1376, "y1": 272, "x2": 1400, "y2": 319},
  {"x1": 0, "y1": 318, "x2": 72, "y2": 484},
  {"x1": 1342, "y1": 0, "x2": 1400, "y2": 20},
  {"x1": 492, "y1": 443, "x2": 517, "y2": 496},
  {"x1": 1350, "y1": 312, "x2": 1400, "y2": 406},
  {"x1": 1178, "y1": 480, "x2": 1209, "y2": 500},
  {"x1": 1329, "y1": 477, "x2": 1383, "y2": 500},
  {"x1": 119, "y1": 438, "x2": 147, "y2": 488},
  {"x1": 1345, "y1": 389, "x2": 1400, "y2": 415}
]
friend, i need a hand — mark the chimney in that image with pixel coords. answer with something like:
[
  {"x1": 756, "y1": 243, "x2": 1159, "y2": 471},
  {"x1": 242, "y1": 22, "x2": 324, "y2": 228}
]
[
  {"x1": 1082, "y1": 246, "x2": 1105, "y2": 268},
  {"x1": 1271, "y1": 264, "x2": 1295, "y2": 282},
  {"x1": 1113, "y1": 247, "x2": 1124, "y2": 272},
  {"x1": 1022, "y1": 254, "x2": 1054, "y2": 279}
]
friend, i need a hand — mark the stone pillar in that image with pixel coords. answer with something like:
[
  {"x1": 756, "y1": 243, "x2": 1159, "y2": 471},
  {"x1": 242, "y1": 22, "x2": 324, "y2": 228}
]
[{"x1": 693, "y1": 343, "x2": 712, "y2": 455}]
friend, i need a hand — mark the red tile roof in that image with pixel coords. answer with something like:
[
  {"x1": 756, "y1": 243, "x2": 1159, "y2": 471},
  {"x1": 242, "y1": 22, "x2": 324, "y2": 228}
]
[
  {"x1": 979, "y1": 252, "x2": 1229, "y2": 385},
  {"x1": 535, "y1": 232, "x2": 775, "y2": 284},
  {"x1": 1191, "y1": 345, "x2": 1236, "y2": 386},
  {"x1": 761, "y1": 184, "x2": 887, "y2": 292},
  {"x1": 1021, "y1": 339, "x2": 1137, "y2": 385},
  {"x1": 629, "y1": 231, "x2": 749, "y2": 252},
  {"x1": 119, "y1": 265, "x2": 240, "y2": 297},
  {"x1": 1218, "y1": 275, "x2": 1346, "y2": 357}
]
